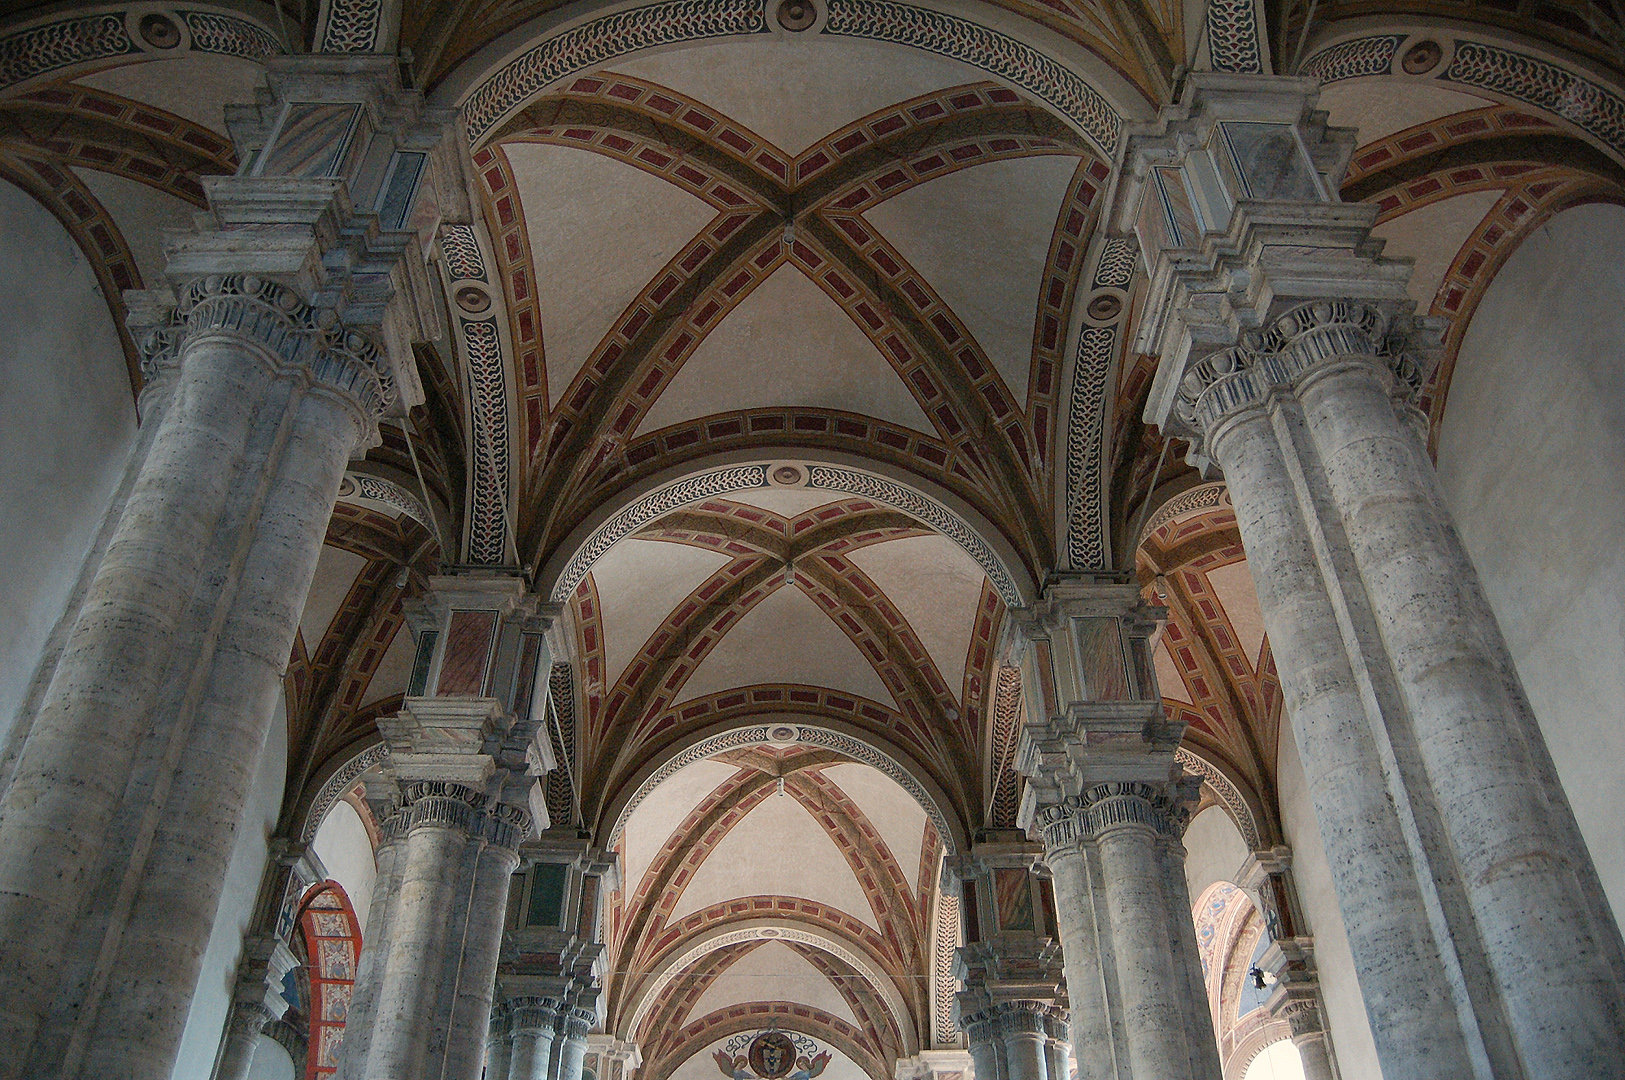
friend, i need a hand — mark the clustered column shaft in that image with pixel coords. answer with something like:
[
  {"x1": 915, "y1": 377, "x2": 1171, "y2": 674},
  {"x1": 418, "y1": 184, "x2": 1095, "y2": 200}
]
[
  {"x1": 487, "y1": 999, "x2": 593, "y2": 1080},
  {"x1": 0, "y1": 276, "x2": 386, "y2": 1080},
  {"x1": 337, "y1": 782, "x2": 526, "y2": 1080},
  {"x1": 1193, "y1": 312, "x2": 1625, "y2": 1077},
  {"x1": 1036, "y1": 782, "x2": 1220, "y2": 1080}
]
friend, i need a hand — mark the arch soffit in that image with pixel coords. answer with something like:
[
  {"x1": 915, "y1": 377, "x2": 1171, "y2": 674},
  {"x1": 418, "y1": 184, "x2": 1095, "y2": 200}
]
[
  {"x1": 621, "y1": 917, "x2": 916, "y2": 1053},
  {"x1": 540, "y1": 455, "x2": 1035, "y2": 608},
  {"x1": 431, "y1": 0, "x2": 1158, "y2": 154},
  {"x1": 1298, "y1": 23, "x2": 1625, "y2": 169},
  {"x1": 1176, "y1": 745, "x2": 1267, "y2": 851},
  {"x1": 0, "y1": 4, "x2": 285, "y2": 96},
  {"x1": 603, "y1": 716, "x2": 966, "y2": 856}
]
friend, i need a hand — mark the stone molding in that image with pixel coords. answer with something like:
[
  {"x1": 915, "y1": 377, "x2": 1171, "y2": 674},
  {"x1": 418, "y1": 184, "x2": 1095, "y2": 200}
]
[
  {"x1": 959, "y1": 1000, "x2": 1066, "y2": 1040},
  {"x1": 1031, "y1": 778, "x2": 1201, "y2": 854},
  {"x1": 392, "y1": 779, "x2": 533, "y2": 850},
  {"x1": 1172, "y1": 299, "x2": 1438, "y2": 439},
  {"x1": 133, "y1": 273, "x2": 396, "y2": 423},
  {"x1": 508, "y1": 996, "x2": 565, "y2": 1034}
]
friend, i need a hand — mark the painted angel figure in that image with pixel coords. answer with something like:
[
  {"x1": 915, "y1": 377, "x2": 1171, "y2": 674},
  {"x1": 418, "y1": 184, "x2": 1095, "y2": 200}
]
[
  {"x1": 789, "y1": 1052, "x2": 832, "y2": 1080},
  {"x1": 714, "y1": 1051, "x2": 752, "y2": 1080}
]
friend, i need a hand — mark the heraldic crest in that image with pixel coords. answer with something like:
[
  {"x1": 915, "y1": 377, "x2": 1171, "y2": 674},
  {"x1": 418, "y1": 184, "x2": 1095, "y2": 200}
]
[{"x1": 714, "y1": 1030, "x2": 832, "y2": 1080}]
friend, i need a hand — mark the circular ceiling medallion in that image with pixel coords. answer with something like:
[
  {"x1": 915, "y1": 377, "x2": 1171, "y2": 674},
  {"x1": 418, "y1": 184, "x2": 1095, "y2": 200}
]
[
  {"x1": 768, "y1": 463, "x2": 807, "y2": 487},
  {"x1": 749, "y1": 1032, "x2": 799, "y2": 1078},
  {"x1": 454, "y1": 284, "x2": 491, "y2": 313},
  {"x1": 768, "y1": 725, "x2": 798, "y2": 744},
  {"x1": 1086, "y1": 291, "x2": 1123, "y2": 323},
  {"x1": 758, "y1": 927, "x2": 782, "y2": 937},
  {"x1": 138, "y1": 12, "x2": 182, "y2": 49},
  {"x1": 776, "y1": 0, "x2": 817, "y2": 30},
  {"x1": 1402, "y1": 40, "x2": 1443, "y2": 74},
  {"x1": 337, "y1": 476, "x2": 356, "y2": 497}
]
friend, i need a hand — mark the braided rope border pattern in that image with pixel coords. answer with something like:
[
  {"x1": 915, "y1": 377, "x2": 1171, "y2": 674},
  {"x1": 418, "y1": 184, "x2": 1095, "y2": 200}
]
[
  {"x1": 0, "y1": 13, "x2": 137, "y2": 86},
  {"x1": 354, "y1": 474, "x2": 433, "y2": 529},
  {"x1": 178, "y1": 9, "x2": 282, "y2": 58},
  {"x1": 441, "y1": 224, "x2": 489, "y2": 281},
  {"x1": 822, "y1": 0, "x2": 1120, "y2": 154},
  {"x1": 608, "y1": 723, "x2": 955, "y2": 850},
  {"x1": 1205, "y1": 0, "x2": 1263, "y2": 74},
  {"x1": 1300, "y1": 34, "x2": 1402, "y2": 83},
  {"x1": 463, "y1": 0, "x2": 769, "y2": 143},
  {"x1": 933, "y1": 892, "x2": 960, "y2": 1046},
  {"x1": 546, "y1": 662, "x2": 577, "y2": 824},
  {"x1": 806, "y1": 465, "x2": 1022, "y2": 605},
  {"x1": 1442, "y1": 40, "x2": 1625, "y2": 157},
  {"x1": 552, "y1": 464, "x2": 769, "y2": 601},
  {"x1": 318, "y1": 0, "x2": 383, "y2": 52},
  {"x1": 1063, "y1": 236, "x2": 1136, "y2": 571},
  {"x1": 1064, "y1": 329, "x2": 1116, "y2": 570},
  {"x1": 1173, "y1": 747, "x2": 1262, "y2": 848},
  {"x1": 0, "y1": 9, "x2": 283, "y2": 90},
  {"x1": 465, "y1": 318, "x2": 511, "y2": 563},
  {"x1": 301, "y1": 742, "x2": 388, "y2": 842}
]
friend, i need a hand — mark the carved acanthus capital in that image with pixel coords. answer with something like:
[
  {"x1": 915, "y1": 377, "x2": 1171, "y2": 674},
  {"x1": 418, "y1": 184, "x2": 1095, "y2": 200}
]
[
  {"x1": 1172, "y1": 300, "x2": 1443, "y2": 442},
  {"x1": 1029, "y1": 777, "x2": 1201, "y2": 856},
  {"x1": 394, "y1": 779, "x2": 533, "y2": 850},
  {"x1": 174, "y1": 273, "x2": 396, "y2": 420}
]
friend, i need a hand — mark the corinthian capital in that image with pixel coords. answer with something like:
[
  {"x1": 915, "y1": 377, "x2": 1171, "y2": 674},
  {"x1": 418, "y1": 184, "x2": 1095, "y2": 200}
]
[
  {"x1": 1172, "y1": 300, "x2": 1442, "y2": 439},
  {"x1": 175, "y1": 274, "x2": 396, "y2": 417}
]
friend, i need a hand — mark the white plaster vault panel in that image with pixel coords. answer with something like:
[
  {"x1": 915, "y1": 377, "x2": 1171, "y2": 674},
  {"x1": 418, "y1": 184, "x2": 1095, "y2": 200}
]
[
  {"x1": 74, "y1": 53, "x2": 268, "y2": 135},
  {"x1": 819, "y1": 761, "x2": 929, "y2": 892},
  {"x1": 682, "y1": 939, "x2": 860, "y2": 1025},
  {"x1": 844, "y1": 532, "x2": 986, "y2": 695},
  {"x1": 506, "y1": 142, "x2": 717, "y2": 408},
  {"x1": 1317, "y1": 80, "x2": 1493, "y2": 146},
  {"x1": 604, "y1": 36, "x2": 989, "y2": 154},
  {"x1": 864, "y1": 154, "x2": 1081, "y2": 405},
  {"x1": 588, "y1": 537, "x2": 733, "y2": 686},
  {"x1": 634, "y1": 265, "x2": 936, "y2": 437},
  {"x1": 1371, "y1": 189, "x2": 1502, "y2": 307},
  {"x1": 621, "y1": 756, "x2": 742, "y2": 898},
  {"x1": 674, "y1": 582, "x2": 898, "y2": 706}
]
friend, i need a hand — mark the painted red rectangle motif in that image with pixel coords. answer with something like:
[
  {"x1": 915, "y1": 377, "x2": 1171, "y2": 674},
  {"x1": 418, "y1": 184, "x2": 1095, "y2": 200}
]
[{"x1": 436, "y1": 609, "x2": 498, "y2": 695}]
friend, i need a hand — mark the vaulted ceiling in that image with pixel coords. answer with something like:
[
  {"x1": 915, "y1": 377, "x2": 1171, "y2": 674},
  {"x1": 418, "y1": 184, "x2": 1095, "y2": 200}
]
[{"x1": 4, "y1": 0, "x2": 1624, "y2": 1074}]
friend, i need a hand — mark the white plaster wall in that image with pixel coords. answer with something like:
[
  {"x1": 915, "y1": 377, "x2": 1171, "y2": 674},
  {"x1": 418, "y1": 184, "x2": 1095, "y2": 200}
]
[
  {"x1": 1436, "y1": 202, "x2": 1625, "y2": 922},
  {"x1": 245, "y1": 1034, "x2": 296, "y2": 1080},
  {"x1": 312, "y1": 799, "x2": 378, "y2": 935},
  {"x1": 1276, "y1": 721, "x2": 1384, "y2": 1080},
  {"x1": 0, "y1": 181, "x2": 137, "y2": 759},
  {"x1": 170, "y1": 701, "x2": 289, "y2": 1080},
  {"x1": 1183, "y1": 805, "x2": 1249, "y2": 902}
]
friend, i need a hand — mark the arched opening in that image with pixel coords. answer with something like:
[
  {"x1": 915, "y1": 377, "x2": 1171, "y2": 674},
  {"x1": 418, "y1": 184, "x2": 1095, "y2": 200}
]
[{"x1": 294, "y1": 882, "x2": 363, "y2": 1080}]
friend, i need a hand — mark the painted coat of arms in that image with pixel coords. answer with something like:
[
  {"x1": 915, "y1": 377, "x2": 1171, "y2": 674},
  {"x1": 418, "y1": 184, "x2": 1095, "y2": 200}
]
[{"x1": 714, "y1": 1031, "x2": 831, "y2": 1080}]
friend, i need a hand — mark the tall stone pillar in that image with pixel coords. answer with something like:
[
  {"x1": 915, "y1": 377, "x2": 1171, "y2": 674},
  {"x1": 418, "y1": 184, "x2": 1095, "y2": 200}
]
[
  {"x1": 947, "y1": 840, "x2": 1067, "y2": 1080},
  {"x1": 1119, "y1": 71, "x2": 1625, "y2": 1079},
  {"x1": 1011, "y1": 585, "x2": 1221, "y2": 1080},
  {"x1": 505, "y1": 998, "x2": 561, "y2": 1080},
  {"x1": 495, "y1": 837, "x2": 613, "y2": 1080},
  {"x1": 0, "y1": 54, "x2": 447, "y2": 1080},
  {"x1": 337, "y1": 574, "x2": 560, "y2": 1080}
]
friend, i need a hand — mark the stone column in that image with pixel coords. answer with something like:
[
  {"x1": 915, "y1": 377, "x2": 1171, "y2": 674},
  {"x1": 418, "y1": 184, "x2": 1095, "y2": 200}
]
[
  {"x1": 1012, "y1": 586, "x2": 1221, "y2": 1080},
  {"x1": 0, "y1": 54, "x2": 447, "y2": 1080},
  {"x1": 1118, "y1": 72, "x2": 1625, "y2": 1079},
  {"x1": 962, "y1": 1011, "x2": 1004, "y2": 1080},
  {"x1": 486, "y1": 1003, "x2": 514, "y2": 1080},
  {"x1": 338, "y1": 575, "x2": 560, "y2": 1080},
  {"x1": 505, "y1": 998, "x2": 561, "y2": 1080},
  {"x1": 552, "y1": 1005, "x2": 592, "y2": 1080},
  {"x1": 1041, "y1": 1015, "x2": 1069, "y2": 1080}
]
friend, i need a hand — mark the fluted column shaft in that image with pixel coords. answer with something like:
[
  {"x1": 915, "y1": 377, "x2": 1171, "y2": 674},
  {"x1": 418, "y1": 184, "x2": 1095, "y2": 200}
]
[
  {"x1": 1194, "y1": 302, "x2": 1625, "y2": 1078},
  {"x1": 0, "y1": 276, "x2": 385, "y2": 1080}
]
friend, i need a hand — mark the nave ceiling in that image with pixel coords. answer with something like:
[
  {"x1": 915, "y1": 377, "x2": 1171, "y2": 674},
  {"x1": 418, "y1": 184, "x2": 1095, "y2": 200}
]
[{"x1": 3, "y1": 0, "x2": 1624, "y2": 1073}]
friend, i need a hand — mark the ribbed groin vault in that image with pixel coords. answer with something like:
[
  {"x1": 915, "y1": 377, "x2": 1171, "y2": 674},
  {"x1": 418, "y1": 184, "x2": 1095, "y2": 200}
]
[{"x1": 1, "y1": 0, "x2": 1625, "y2": 1078}]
